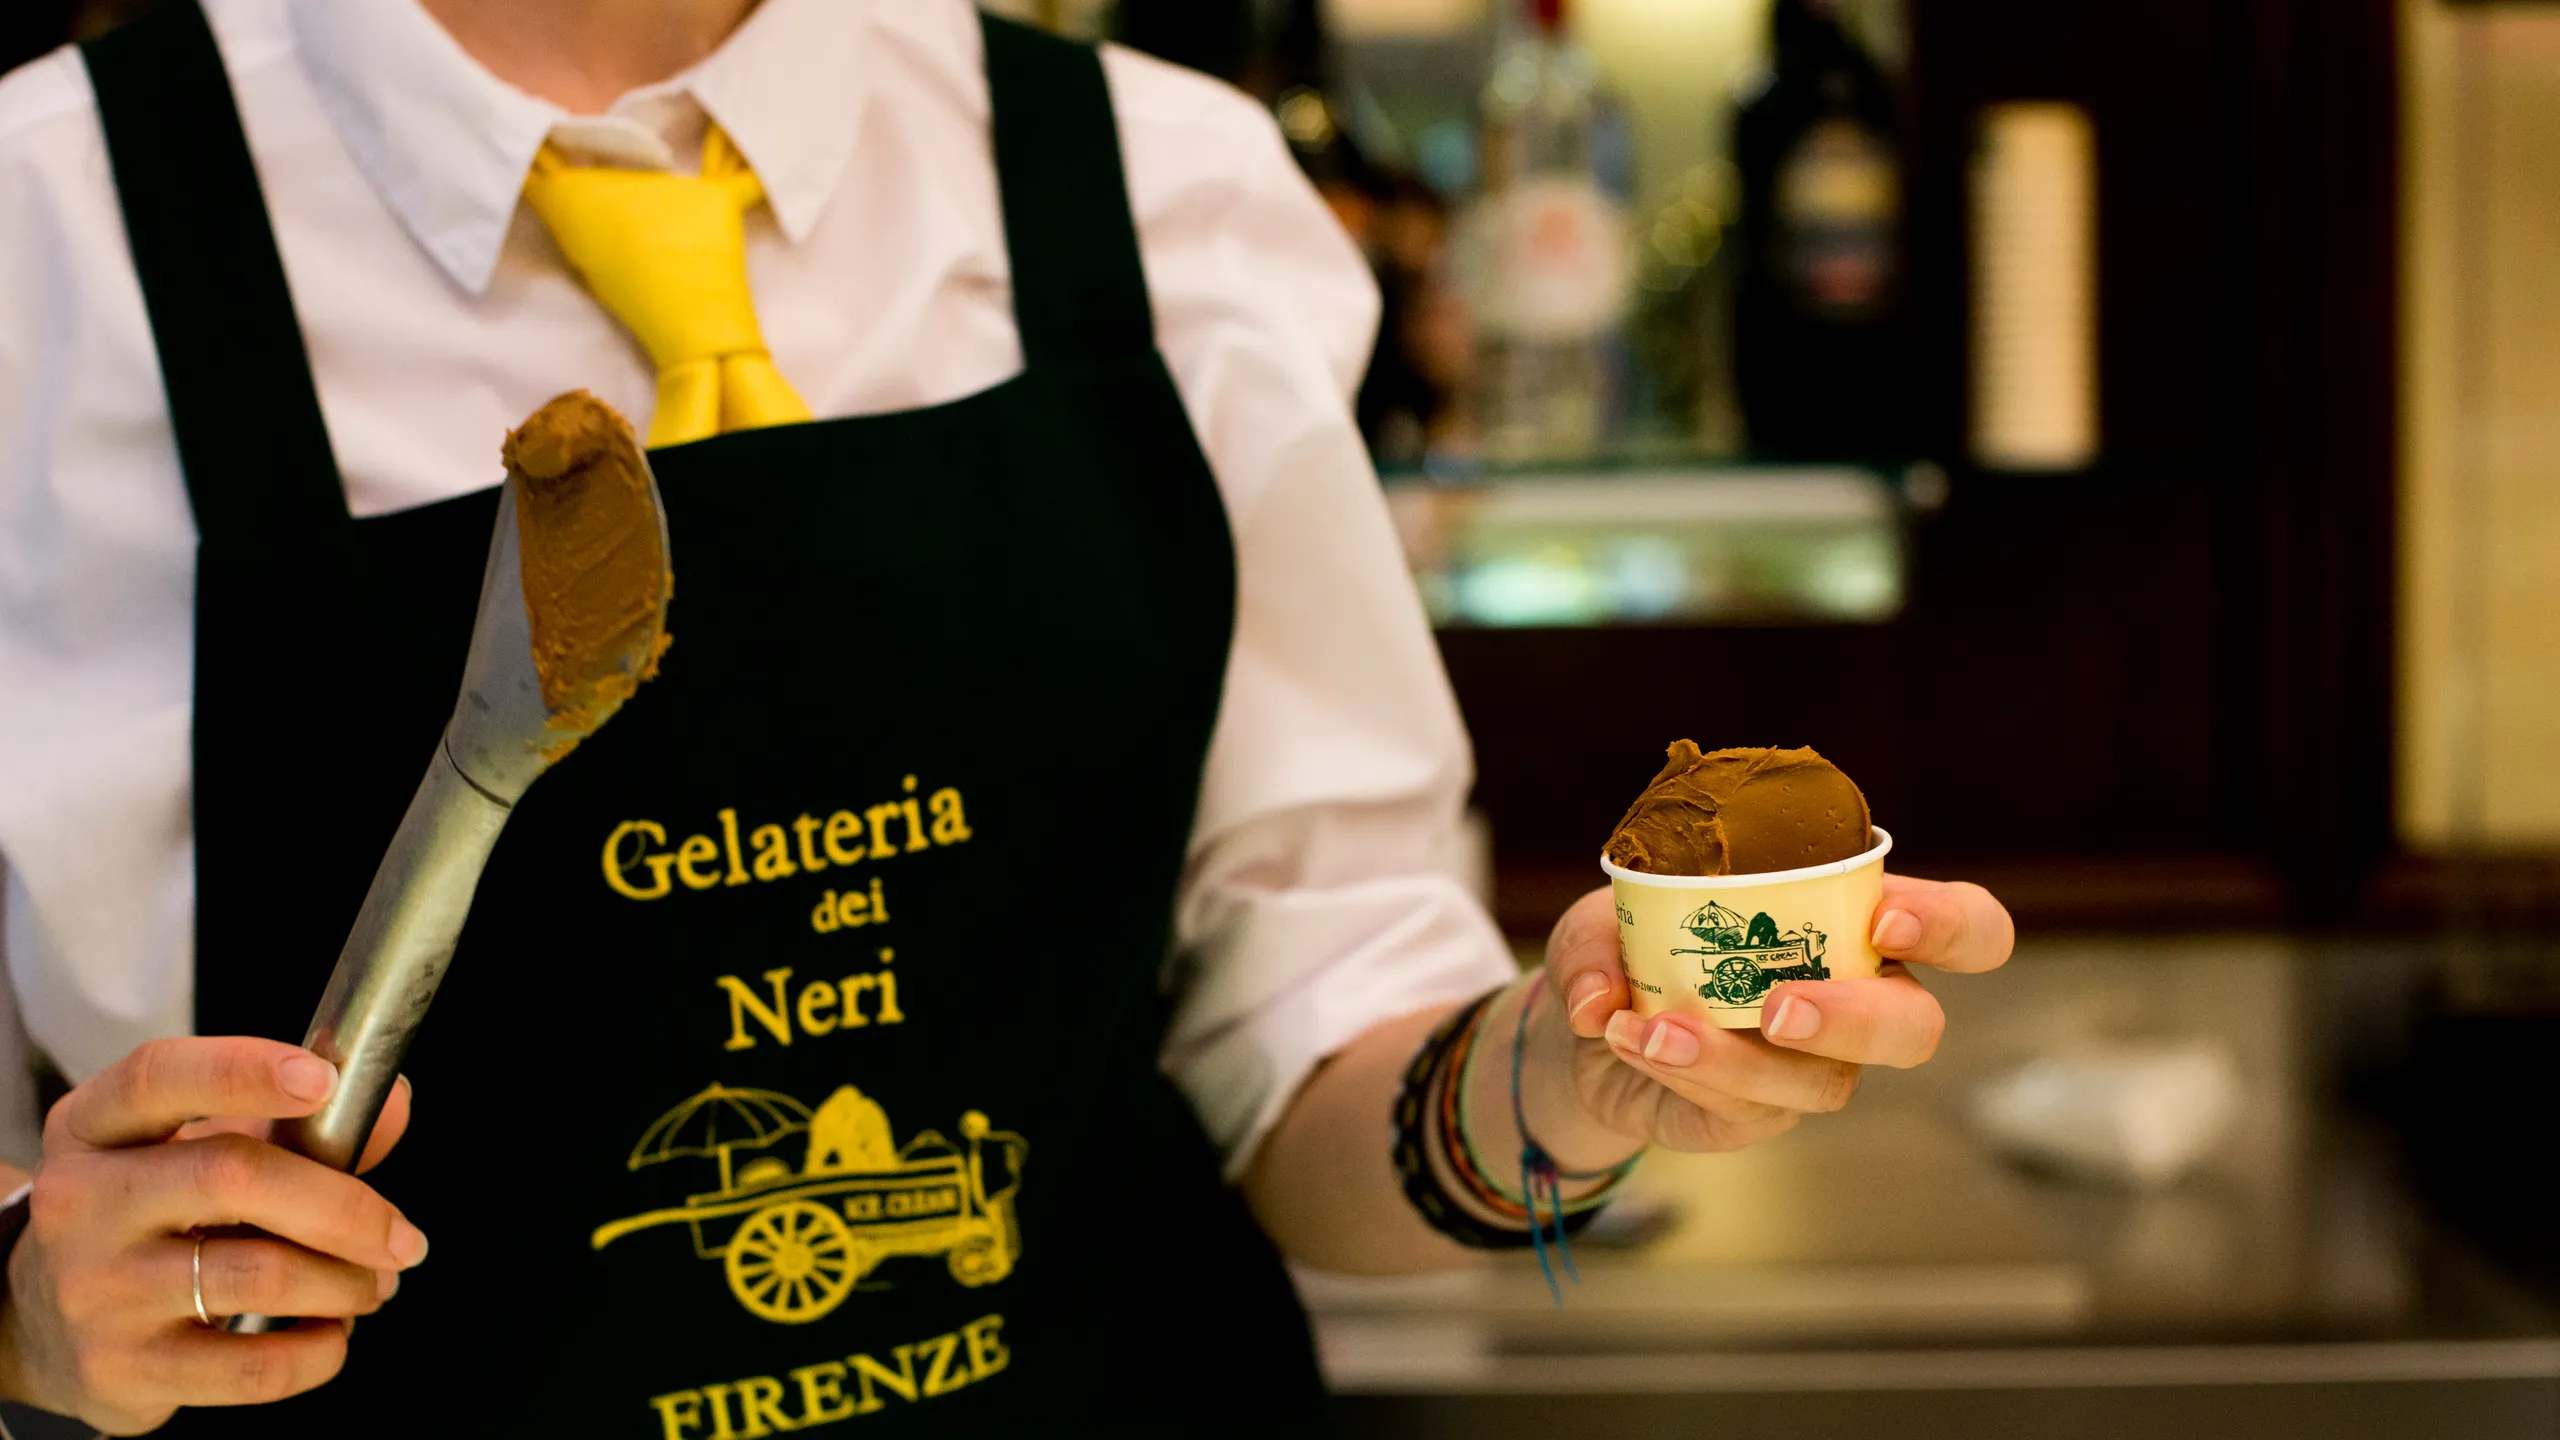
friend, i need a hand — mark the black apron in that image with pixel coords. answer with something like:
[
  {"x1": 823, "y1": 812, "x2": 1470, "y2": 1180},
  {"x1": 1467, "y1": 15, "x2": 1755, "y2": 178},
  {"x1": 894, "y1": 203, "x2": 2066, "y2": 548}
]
[{"x1": 82, "y1": 4, "x2": 1332, "y2": 1433}]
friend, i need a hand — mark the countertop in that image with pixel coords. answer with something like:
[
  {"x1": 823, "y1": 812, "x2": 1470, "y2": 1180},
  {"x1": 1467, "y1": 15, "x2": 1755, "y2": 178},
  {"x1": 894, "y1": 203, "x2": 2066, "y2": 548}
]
[{"x1": 1309, "y1": 935, "x2": 2560, "y2": 1439}]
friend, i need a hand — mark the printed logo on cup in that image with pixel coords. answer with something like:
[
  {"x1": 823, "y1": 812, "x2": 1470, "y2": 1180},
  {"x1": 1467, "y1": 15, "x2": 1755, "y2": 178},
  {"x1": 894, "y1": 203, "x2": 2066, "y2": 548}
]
[{"x1": 1676, "y1": 902, "x2": 1830, "y2": 1009}]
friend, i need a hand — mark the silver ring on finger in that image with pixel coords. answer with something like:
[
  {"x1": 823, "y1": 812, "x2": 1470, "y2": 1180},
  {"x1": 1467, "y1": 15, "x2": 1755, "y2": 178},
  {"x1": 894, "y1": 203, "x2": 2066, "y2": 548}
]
[{"x1": 191, "y1": 1233, "x2": 222, "y2": 1329}]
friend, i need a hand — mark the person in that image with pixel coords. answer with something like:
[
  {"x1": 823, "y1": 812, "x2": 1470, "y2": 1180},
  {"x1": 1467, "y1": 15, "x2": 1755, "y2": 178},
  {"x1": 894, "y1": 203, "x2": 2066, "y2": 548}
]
[{"x1": 0, "y1": 0, "x2": 2016, "y2": 1433}]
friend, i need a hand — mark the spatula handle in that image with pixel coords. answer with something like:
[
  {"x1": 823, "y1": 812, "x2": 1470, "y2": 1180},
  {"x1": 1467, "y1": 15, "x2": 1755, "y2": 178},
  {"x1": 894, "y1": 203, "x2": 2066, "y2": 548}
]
[{"x1": 226, "y1": 741, "x2": 510, "y2": 1333}]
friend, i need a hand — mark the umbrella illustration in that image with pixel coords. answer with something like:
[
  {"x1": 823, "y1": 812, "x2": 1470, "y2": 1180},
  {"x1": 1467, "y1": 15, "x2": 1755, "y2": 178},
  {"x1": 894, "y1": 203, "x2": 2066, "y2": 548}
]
[
  {"x1": 1681, "y1": 900, "x2": 1751, "y2": 947},
  {"x1": 627, "y1": 1083, "x2": 814, "y2": 1193}
]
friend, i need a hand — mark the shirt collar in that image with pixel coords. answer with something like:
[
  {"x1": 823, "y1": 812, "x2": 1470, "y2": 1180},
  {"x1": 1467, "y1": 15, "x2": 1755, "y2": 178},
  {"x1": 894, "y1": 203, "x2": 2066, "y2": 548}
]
[
  {"x1": 288, "y1": 0, "x2": 871, "y2": 296},
  {"x1": 685, "y1": 0, "x2": 870, "y2": 246}
]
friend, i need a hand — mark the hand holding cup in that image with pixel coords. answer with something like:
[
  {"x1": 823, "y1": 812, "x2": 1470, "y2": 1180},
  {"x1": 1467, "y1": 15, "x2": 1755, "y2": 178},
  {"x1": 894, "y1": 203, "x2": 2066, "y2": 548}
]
[
  {"x1": 1530, "y1": 742, "x2": 2014, "y2": 1154},
  {"x1": 1541, "y1": 874, "x2": 2013, "y2": 1154}
]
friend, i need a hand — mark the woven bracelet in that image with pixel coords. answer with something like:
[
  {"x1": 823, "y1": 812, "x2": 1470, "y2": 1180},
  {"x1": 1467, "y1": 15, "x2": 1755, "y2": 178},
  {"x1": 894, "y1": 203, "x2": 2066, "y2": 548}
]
[
  {"x1": 1391, "y1": 985, "x2": 1639, "y2": 1262},
  {"x1": 1390, "y1": 990, "x2": 1545, "y2": 1251}
]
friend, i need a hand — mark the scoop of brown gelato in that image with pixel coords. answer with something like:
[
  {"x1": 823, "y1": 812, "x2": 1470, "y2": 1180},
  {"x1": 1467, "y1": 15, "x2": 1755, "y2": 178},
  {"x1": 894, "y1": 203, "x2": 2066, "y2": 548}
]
[
  {"x1": 502, "y1": 390, "x2": 671, "y2": 742},
  {"x1": 1605, "y1": 741, "x2": 1872, "y2": 877}
]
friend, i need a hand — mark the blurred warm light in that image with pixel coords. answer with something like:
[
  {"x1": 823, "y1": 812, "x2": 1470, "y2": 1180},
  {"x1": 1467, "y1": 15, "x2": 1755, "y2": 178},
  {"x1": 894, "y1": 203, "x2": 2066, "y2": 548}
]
[
  {"x1": 1574, "y1": 0, "x2": 1767, "y2": 101},
  {"x1": 1325, "y1": 0, "x2": 1486, "y2": 40},
  {"x1": 1969, "y1": 103, "x2": 2098, "y2": 471},
  {"x1": 2398, "y1": 0, "x2": 2560, "y2": 845},
  {"x1": 1575, "y1": 0, "x2": 1769, "y2": 213}
]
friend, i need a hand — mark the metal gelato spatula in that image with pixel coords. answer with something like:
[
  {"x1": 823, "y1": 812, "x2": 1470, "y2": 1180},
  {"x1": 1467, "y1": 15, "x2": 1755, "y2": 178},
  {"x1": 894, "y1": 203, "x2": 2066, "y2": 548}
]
[{"x1": 228, "y1": 392, "x2": 668, "y2": 1332}]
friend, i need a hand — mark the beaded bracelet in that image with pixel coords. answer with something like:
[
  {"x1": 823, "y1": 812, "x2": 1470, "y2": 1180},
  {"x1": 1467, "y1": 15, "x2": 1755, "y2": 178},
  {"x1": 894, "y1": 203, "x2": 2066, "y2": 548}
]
[{"x1": 1390, "y1": 991, "x2": 1527, "y2": 1250}]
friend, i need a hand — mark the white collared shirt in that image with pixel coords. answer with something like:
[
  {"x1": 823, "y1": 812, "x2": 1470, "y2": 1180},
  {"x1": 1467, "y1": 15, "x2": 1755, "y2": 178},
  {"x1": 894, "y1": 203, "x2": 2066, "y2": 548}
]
[{"x1": 0, "y1": 0, "x2": 1511, "y2": 1171}]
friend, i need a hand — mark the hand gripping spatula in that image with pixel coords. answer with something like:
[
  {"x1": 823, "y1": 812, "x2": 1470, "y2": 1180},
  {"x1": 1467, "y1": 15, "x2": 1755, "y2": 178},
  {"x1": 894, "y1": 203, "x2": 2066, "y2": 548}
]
[{"x1": 228, "y1": 392, "x2": 670, "y2": 1332}]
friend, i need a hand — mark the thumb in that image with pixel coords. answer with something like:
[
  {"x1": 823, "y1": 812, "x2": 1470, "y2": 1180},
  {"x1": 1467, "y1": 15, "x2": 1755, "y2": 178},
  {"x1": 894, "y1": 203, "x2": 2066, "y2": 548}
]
[{"x1": 1544, "y1": 886, "x2": 1629, "y2": 1039}]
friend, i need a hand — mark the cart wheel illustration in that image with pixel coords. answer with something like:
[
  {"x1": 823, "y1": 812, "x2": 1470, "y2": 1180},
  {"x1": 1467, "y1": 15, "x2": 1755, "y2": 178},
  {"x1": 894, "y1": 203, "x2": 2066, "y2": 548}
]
[
  {"x1": 725, "y1": 1200, "x2": 859, "y2": 1324},
  {"x1": 1709, "y1": 955, "x2": 1767, "y2": 1006}
]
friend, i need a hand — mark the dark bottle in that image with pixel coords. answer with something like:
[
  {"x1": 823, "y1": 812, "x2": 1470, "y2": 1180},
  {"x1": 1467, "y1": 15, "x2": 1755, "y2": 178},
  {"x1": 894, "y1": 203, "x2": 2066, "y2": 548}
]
[
  {"x1": 1112, "y1": 0, "x2": 1253, "y2": 82},
  {"x1": 1116, "y1": 0, "x2": 1373, "y2": 201},
  {"x1": 1122, "y1": 0, "x2": 1473, "y2": 468},
  {"x1": 1731, "y1": 0, "x2": 1907, "y2": 459},
  {"x1": 1245, "y1": 0, "x2": 1441, "y2": 464}
]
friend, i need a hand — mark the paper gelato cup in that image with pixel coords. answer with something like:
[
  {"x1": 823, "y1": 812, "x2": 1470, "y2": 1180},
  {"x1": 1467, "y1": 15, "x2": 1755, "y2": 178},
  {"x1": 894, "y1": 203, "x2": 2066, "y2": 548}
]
[{"x1": 1603, "y1": 827, "x2": 1893, "y2": 1030}]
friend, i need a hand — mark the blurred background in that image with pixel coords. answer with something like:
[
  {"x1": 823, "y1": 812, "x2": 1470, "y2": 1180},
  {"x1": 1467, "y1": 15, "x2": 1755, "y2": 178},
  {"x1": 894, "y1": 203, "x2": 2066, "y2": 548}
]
[
  {"x1": 1038, "y1": 0, "x2": 2558, "y2": 1434},
  {"x1": 8, "y1": 0, "x2": 2560, "y2": 1434}
]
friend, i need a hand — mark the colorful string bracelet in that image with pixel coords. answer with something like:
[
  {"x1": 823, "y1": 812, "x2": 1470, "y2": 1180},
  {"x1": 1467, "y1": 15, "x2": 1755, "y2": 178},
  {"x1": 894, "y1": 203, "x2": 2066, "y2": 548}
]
[
  {"x1": 1389, "y1": 976, "x2": 1646, "y2": 1303},
  {"x1": 1504, "y1": 976, "x2": 1643, "y2": 1302}
]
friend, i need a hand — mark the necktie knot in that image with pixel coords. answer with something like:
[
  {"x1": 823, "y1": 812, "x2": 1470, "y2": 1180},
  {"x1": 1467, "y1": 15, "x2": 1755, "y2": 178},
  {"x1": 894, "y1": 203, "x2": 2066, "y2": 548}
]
[{"x1": 524, "y1": 126, "x2": 811, "y2": 447}]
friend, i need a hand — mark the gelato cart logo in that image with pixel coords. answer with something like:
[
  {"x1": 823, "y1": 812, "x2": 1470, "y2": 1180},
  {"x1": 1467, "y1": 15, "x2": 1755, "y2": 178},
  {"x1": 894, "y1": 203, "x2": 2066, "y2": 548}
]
[
  {"x1": 591, "y1": 1083, "x2": 1026, "y2": 1326},
  {"x1": 1674, "y1": 900, "x2": 1830, "y2": 1006}
]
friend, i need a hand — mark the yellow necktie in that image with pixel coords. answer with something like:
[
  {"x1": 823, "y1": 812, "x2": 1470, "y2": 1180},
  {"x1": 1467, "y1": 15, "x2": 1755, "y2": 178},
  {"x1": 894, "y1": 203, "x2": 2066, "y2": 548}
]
[{"x1": 523, "y1": 126, "x2": 813, "y2": 448}]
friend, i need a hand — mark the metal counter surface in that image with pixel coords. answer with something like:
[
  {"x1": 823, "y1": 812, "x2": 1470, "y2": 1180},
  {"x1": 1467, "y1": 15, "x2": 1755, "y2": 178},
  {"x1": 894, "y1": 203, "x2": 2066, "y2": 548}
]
[{"x1": 1311, "y1": 936, "x2": 2560, "y2": 1439}]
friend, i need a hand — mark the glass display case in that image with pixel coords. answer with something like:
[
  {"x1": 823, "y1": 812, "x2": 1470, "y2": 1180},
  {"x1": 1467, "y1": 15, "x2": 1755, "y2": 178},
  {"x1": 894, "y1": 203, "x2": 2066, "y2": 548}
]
[{"x1": 1385, "y1": 465, "x2": 1909, "y2": 627}]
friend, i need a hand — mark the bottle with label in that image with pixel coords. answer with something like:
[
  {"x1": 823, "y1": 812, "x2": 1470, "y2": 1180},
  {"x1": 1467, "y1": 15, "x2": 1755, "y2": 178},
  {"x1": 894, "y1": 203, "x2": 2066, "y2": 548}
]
[
  {"x1": 1731, "y1": 0, "x2": 1908, "y2": 458},
  {"x1": 1458, "y1": 0, "x2": 1632, "y2": 464}
]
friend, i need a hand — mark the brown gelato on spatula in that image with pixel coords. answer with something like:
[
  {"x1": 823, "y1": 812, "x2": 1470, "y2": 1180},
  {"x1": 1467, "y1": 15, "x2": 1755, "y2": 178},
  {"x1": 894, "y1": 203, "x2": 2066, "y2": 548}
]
[
  {"x1": 502, "y1": 391, "x2": 672, "y2": 748},
  {"x1": 1606, "y1": 742, "x2": 1871, "y2": 877}
]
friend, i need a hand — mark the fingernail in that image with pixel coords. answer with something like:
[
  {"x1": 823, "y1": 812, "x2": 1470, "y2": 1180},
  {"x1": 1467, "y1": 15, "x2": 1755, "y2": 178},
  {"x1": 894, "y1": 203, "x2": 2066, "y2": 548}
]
[
  {"x1": 1604, "y1": 1010, "x2": 1642, "y2": 1051},
  {"x1": 1767, "y1": 995, "x2": 1821, "y2": 1041},
  {"x1": 278, "y1": 1054, "x2": 339, "y2": 1104},
  {"x1": 1871, "y1": 909, "x2": 1923, "y2": 952},
  {"x1": 390, "y1": 1219, "x2": 430, "y2": 1268},
  {"x1": 1566, "y1": 973, "x2": 1612, "y2": 1028},
  {"x1": 1641, "y1": 1020, "x2": 1700, "y2": 1067},
  {"x1": 377, "y1": 1269, "x2": 401, "y2": 1302}
]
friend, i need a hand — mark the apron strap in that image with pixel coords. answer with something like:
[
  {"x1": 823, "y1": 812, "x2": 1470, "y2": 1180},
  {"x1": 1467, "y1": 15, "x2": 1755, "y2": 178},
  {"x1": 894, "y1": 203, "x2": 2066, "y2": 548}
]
[
  {"x1": 83, "y1": 0, "x2": 349, "y2": 547},
  {"x1": 981, "y1": 14, "x2": 1155, "y2": 368},
  {"x1": 85, "y1": 1, "x2": 361, "y2": 1031}
]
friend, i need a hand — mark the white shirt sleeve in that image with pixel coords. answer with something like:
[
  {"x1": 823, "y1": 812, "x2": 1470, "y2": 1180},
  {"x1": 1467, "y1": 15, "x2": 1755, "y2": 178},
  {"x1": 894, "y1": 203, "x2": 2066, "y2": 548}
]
[
  {"x1": 1105, "y1": 47, "x2": 1516, "y2": 1175},
  {"x1": 0, "y1": 48, "x2": 200, "y2": 1086}
]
